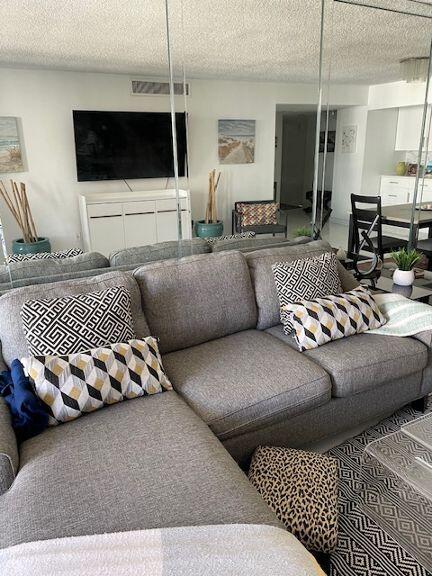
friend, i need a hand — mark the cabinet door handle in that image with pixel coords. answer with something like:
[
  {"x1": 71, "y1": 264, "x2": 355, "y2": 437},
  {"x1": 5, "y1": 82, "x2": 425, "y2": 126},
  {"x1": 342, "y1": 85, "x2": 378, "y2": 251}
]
[
  {"x1": 157, "y1": 209, "x2": 188, "y2": 213},
  {"x1": 125, "y1": 212, "x2": 154, "y2": 216},
  {"x1": 89, "y1": 214, "x2": 122, "y2": 219},
  {"x1": 388, "y1": 181, "x2": 399, "y2": 184}
]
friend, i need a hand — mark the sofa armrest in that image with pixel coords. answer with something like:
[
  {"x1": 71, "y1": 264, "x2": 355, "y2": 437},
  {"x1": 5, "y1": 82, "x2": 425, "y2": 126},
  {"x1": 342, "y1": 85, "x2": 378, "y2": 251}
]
[
  {"x1": 412, "y1": 330, "x2": 432, "y2": 349},
  {"x1": 0, "y1": 396, "x2": 18, "y2": 495}
]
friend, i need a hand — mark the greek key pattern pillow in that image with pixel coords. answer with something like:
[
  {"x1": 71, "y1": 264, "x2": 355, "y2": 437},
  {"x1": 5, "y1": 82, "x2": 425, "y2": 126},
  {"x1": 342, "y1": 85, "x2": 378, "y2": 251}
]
[
  {"x1": 273, "y1": 252, "x2": 342, "y2": 331},
  {"x1": 281, "y1": 286, "x2": 386, "y2": 351},
  {"x1": 20, "y1": 286, "x2": 135, "y2": 356},
  {"x1": 205, "y1": 232, "x2": 256, "y2": 243},
  {"x1": 21, "y1": 338, "x2": 173, "y2": 425},
  {"x1": 7, "y1": 248, "x2": 83, "y2": 263}
]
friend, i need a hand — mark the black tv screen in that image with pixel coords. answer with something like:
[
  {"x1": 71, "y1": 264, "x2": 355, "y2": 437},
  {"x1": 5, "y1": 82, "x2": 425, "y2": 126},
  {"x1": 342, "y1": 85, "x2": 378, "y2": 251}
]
[{"x1": 73, "y1": 110, "x2": 187, "y2": 181}]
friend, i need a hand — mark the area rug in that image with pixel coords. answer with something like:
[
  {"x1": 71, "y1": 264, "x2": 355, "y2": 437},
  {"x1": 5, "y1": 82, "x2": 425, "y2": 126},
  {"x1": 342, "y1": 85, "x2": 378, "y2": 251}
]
[{"x1": 327, "y1": 401, "x2": 431, "y2": 576}]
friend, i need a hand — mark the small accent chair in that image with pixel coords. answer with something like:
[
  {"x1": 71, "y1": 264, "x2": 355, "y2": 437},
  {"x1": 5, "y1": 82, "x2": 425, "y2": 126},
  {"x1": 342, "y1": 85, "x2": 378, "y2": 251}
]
[
  {"x1": 349, "y1": 194, "x2": 407, "y2": 262},
  {"x1": 232, "y1": 200, "x2": 288, "y2": 237}
]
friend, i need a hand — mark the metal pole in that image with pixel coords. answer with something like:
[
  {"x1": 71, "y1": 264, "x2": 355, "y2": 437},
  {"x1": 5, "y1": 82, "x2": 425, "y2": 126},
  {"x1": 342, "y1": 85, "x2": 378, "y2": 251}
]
[
  {"x1": 408, "y1": 36, "x2": 432, "y2": 249},
  {"x1": 312, "y1": 0, "x2": 326, "y2": 238},
  {"x1": 164, "y1": 0, "x2": 182, "y2": 245}
]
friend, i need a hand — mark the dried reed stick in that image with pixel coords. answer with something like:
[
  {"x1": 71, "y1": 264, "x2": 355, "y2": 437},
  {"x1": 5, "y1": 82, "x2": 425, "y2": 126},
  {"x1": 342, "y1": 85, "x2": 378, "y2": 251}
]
[{"x1": 0, "y1": 180, "x2": 38, "y2": 243}]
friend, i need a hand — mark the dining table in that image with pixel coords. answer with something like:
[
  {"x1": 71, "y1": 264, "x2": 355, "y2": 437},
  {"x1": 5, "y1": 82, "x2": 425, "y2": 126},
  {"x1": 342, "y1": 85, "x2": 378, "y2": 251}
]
[{"x1": 347, "y1": 202, "x2": 432, "y2": 256}]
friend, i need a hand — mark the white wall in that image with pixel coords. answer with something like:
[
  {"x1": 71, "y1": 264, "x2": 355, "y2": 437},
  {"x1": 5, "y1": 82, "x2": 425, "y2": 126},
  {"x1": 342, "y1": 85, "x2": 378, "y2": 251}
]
[
  {"x1": 0, "y1": 67, "x2": 369, "y2": 247},
  {"x1": 361, "y1": 108, "x2": 403, "y2": 197},
  {"x1": 331, "y1": 106, "x2": 369, "y2": 223}
]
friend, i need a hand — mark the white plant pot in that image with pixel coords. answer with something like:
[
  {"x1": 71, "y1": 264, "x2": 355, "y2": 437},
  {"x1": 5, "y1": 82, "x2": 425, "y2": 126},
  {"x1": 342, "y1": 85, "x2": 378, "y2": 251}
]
[{"x1": 393, "y1": 268, "x2": 415, "y2": 286}]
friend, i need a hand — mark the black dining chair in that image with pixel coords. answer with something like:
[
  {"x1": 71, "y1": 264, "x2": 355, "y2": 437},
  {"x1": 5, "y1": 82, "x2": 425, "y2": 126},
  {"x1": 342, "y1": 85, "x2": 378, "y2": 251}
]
[{"x1": 349, "y1": 194, "x2": 408, "y2": 262}]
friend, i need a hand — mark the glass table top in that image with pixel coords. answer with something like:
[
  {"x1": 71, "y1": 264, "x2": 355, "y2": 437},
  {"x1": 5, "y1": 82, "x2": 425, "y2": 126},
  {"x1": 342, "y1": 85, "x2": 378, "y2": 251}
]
[{"x1": 402, "y1": 412, "x2": 432, "y2": 452}]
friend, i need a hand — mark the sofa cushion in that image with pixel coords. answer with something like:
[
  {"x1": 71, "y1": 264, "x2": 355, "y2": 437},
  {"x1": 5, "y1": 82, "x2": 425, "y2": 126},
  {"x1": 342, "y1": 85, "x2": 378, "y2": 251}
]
[
  {"x1": 246, "y1": 240, "x2": 337, "y2": 330},
  {"x1": 0, "y1": 391, "x2": 281, "y2": 549},
  {"x1": 109, "y1": 239, "x2": 210, "y2": 267},
  {"x1": 265, "y1": 324, "x2": 427, "y2": 397},
  {"x1": 0, "y1": 252, "x2": 109, "y2": 285},
  {"x1": 162, "y1": 329, "x2": 331, "y2": 439},
  {"x1": 134, "y1": 252, "x2": 258, "y2": 354},
  {"x1": 0, "y1": 271, "x2": 150, "y2": 368},
  {"x1": 210, "y1": 235, "x2": 311, "y2": 253}
]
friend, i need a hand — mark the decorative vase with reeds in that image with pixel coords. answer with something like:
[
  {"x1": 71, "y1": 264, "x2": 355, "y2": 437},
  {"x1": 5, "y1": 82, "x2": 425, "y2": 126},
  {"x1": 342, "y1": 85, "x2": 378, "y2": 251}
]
[
  {"x1": 0, "y1": 180, "x2": 50, "y2": 255},
  {"x1": 195, "y1": 169, "x2": 224, "y2": 238}
]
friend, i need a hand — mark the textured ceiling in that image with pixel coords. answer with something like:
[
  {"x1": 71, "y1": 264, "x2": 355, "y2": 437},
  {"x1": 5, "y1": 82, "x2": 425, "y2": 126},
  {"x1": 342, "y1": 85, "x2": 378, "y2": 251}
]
[{"x1": 0, "y1": 0, "x2": 431, "y2": 84}]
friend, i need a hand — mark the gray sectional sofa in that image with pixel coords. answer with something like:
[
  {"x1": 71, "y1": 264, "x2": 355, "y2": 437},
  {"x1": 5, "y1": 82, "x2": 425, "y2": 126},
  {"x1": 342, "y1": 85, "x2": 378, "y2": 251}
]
[{"x1": 0, "y1": 239, "x2": 430, "y2": 561}]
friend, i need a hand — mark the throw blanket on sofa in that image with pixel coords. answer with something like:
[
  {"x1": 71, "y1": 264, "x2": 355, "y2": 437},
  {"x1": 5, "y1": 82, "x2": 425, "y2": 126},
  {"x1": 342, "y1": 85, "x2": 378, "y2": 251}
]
[
  {"x1": 367, "y1": 293, "x2": 432, "y2": 337},
  {"x1": 0, "y1": 523, "x2": 325, "y2": 576}
]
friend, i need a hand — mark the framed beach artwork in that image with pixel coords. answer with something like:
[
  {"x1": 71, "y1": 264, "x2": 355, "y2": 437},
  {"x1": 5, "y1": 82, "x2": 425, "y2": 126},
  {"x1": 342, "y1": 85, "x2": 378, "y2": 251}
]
[
  {"x1": 0, "y1": 117, "x2": 24, "y2": 173},
  {"x1": 218, "y1": 119, "x2": 255, "y2": 164}
]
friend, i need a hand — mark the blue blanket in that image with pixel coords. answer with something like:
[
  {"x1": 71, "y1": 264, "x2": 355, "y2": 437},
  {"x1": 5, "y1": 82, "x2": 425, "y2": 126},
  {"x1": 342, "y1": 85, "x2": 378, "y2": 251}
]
[{"x1": 0, "y1": 359, "x2": 48, "y2": 442}]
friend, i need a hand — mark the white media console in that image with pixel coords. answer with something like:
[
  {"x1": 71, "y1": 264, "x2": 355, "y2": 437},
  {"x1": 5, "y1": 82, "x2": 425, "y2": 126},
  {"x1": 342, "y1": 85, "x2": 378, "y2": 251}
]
[{"x1": 79, "y1": 189, "x2": 192, "y2": 256}]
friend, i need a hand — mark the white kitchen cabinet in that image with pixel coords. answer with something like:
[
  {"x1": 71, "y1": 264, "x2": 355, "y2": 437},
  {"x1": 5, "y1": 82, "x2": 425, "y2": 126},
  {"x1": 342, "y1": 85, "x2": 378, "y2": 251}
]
[
  {"x1": 79, "y1": 189, "x2": 192, "y2": 256},
  {"x1": 380, "y1": 175, "x2": 432, "y2": 206},
  {"x1": 89, "y1": 215, "x2": 124, "y2": 255},
  {"x1": 395, "y1": 106, "x2": 432, "y2": 151},
  {"x1": 380, "y1": 176, "x2": 412, "y2": 206}
]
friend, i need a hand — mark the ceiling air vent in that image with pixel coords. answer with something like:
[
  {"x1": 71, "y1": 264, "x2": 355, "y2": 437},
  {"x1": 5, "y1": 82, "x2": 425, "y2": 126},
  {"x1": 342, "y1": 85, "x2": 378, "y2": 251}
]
[{"x1": 131, "y1": 79, "x2": 189, "y2": 96}]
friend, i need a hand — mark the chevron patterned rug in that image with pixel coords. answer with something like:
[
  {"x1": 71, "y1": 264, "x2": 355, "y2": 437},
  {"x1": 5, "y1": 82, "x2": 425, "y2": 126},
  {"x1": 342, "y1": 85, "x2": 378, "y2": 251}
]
[{"x1": 328, "y1": 402, "x2": 432, "y2": 576}]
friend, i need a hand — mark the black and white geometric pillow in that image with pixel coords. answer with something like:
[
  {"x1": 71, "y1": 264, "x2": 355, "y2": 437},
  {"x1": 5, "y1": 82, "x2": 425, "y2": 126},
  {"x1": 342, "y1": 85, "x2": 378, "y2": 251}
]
[
  {"x1": 20, "y1": 286, "x2": 135, "y2": 356},
  {"x1": 7, "y1": 248, "x2": 83, "y2": 263},
  {"x1": 22, "y1": 337, "x2": 173, "y2": 425},
  {"x1": 282, "y1": 286, "x2": 386, "y2": 351},
  {"x1": 272, "y1": 252, "x2": 342, "y2": 331},
  {"x1": 205, "y1": 232, "x2": 256, "y2": 244}
]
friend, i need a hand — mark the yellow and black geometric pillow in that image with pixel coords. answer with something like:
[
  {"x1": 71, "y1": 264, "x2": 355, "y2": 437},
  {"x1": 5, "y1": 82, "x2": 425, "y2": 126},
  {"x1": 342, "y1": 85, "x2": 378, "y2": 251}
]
[
  {"x1": 21, "y1": 338, "x2": 172, "y2": 425},
  {"x1": 281, "y1": 286, "x2": 386, "y2": 351}
]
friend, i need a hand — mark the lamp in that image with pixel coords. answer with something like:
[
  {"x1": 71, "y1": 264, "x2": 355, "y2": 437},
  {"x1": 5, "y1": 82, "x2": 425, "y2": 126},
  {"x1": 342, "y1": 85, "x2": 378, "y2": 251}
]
[{"x1": 400, "y1": 57, "x2": 429, "y2": 83}]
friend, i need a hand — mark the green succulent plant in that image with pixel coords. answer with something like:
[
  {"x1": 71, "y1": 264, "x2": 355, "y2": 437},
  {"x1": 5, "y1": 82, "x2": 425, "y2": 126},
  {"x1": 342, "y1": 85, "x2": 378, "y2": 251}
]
[
  {"x1": 293, "y1": 226, "x2": 312, "y2": 238},
  {"x1": 391, "y1": 247, "x2": 422, "y2": 271}
]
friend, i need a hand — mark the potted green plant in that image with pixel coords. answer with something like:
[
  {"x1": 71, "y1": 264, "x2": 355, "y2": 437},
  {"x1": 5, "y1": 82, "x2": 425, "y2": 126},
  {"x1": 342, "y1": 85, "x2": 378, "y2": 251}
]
[
  {"x1": 293, "y1": 226, "x2": 312, "y2": 238},
  {"x1": 195, "y1": 169, "x2": 224, "y2": 238},
  {"x1": 391, "y1": 247, "x2": 421, "y2": 286},
  {"x1": 0, "y1": 180, "x2": 50, "y2": 255}
]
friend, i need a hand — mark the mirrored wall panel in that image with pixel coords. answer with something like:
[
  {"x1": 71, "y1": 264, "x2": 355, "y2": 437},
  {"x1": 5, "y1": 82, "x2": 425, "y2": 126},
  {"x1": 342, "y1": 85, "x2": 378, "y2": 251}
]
[
  {"x1": 165, "y1": 0, "x2": 324, "y2": 257},
  {"x1": 315, "y1": 0, "x2": 432, "y2": 281},
  {"x1": 0, "y1": 1, "x2": 181, "y2": 289}
]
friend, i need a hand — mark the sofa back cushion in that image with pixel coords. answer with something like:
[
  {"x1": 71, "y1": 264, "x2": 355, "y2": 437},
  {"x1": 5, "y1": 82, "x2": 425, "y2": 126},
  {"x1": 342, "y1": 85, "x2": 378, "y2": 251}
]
[
  {"x1": 0, "y1": 252, "x2": 109, "y2": 285},
  {"x1": 0, "y1": 271, "x2": 149, "y2": 368},
  {"x1": 134, "y1": 251, "x2": 258, "y2": 353},
  {"x1": 246, "y1": 240, "x2": 348, "y2": 330},
  {"x1": 209, "y1": 235, "x2": 311, "y2": 253},
  {"x1": 109, "y1": 239, "x2": 210, "y2": 268}
]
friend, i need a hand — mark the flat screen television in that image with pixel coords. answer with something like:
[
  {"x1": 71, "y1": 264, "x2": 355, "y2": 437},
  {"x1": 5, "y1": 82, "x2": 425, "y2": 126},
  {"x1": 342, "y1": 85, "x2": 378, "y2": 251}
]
[{"x1": 73, "y1": 110, "x2": 187, "y2": 181}]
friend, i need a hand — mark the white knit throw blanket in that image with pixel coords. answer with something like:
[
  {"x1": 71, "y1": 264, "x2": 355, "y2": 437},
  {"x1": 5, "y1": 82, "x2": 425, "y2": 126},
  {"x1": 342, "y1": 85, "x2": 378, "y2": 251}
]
[
  {"x1": 368, "y1": 292, "x2": 432, "y2": 337},
  {"x1": 0, "y1": 524, "x2": 325, "y2": 576}
]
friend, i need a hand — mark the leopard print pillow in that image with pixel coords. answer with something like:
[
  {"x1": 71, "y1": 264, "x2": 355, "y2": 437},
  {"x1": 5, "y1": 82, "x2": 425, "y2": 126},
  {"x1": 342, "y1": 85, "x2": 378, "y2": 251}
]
[{"x1": 248, "y1": 445, "x2": 338, "y2": 553}]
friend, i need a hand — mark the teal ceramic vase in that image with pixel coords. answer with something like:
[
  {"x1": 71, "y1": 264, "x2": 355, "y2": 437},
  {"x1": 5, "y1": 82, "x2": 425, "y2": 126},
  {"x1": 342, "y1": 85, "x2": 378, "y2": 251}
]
[
  {"x1": 195, "y1": 220, "x2": 224, "y2": 238},
  {"x1": 12, "y1": 237, "x2": 51, "y2": 255}
]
